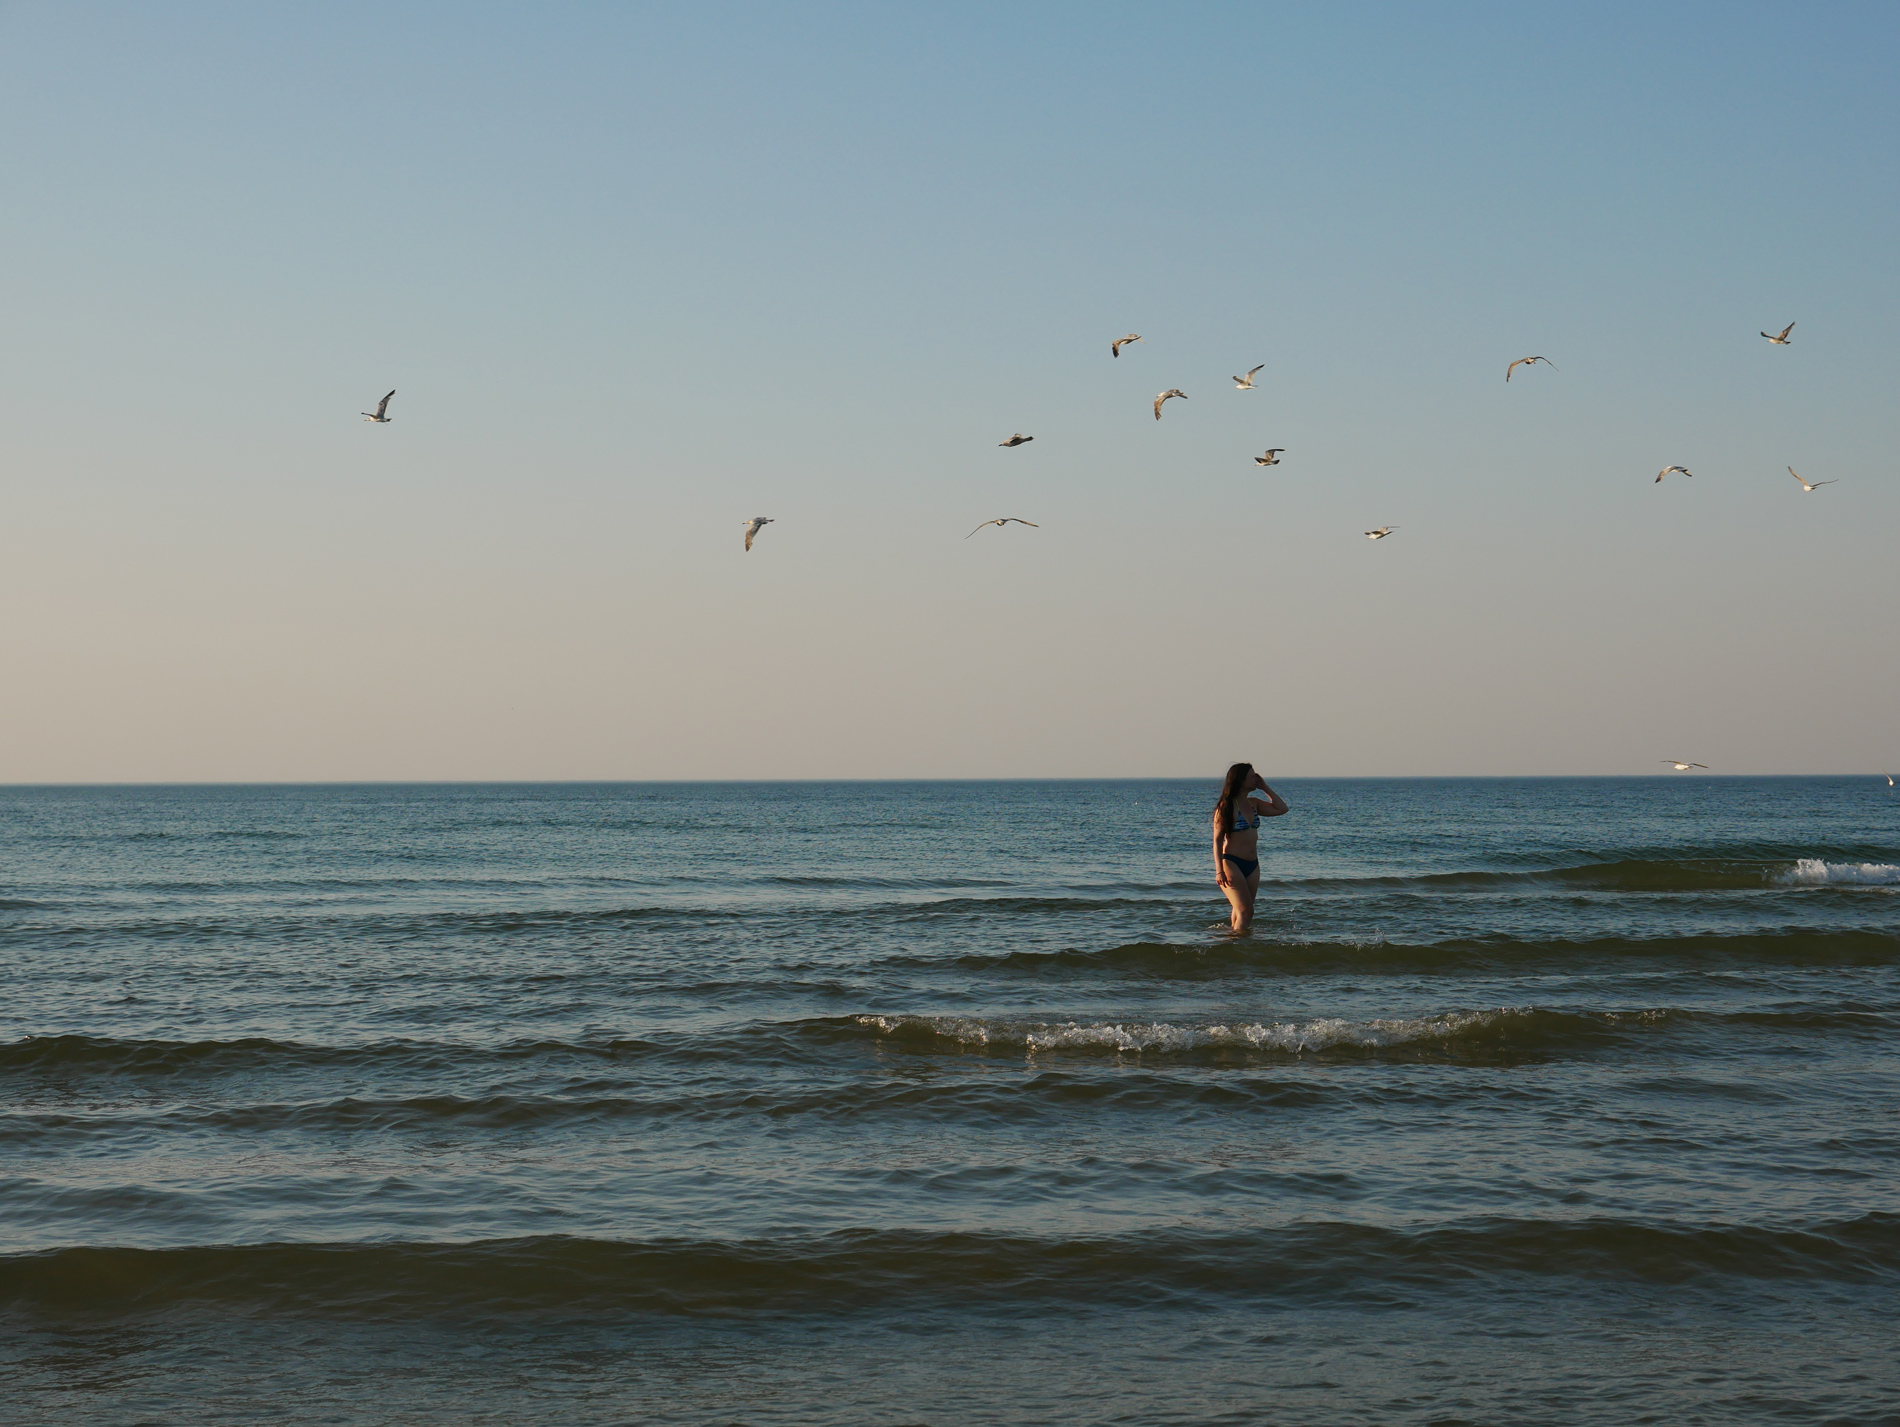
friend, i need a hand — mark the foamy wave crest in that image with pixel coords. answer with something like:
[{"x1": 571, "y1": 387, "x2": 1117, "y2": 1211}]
[
  {"x1": 1779, "y1": 859, "x2": 1900, "y2": 887},
  {"x1": 851, "y1": 1008, "x2": 1630, "y2": 1058}
]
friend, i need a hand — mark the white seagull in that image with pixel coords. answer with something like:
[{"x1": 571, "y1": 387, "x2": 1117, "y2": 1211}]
[
  {"x1": 1506, "y1": 356, "x2": 1556, "y2": 381},
  {"x1": 742, "y1": 517, "x2": 773, "y2": 552},
  {"x1": 1153, "y1": 388, "x2": 1187, "y2": 420},
  {"x1": 1254, "y1": 448, "x2": 1285, "y2": 466},
  {"x1": 1656, "y1": 465, "x2": 1693, "y2": 483},
  {"x1": 361, "y1": 390, "x2": 395, "y2": 423},
  {"x1": 1761, "y1": 322, "x2": 1795, "y2": 345},
  {"x1": 1661, "y1": 760, "x2": 1709, "y2": 771},
  {"x1": 1364, "y1": 526, "x2": 1397, "y2": 540},
  {"x1": 1884, "y1": 771, "x2": 1894, "y2": 788},
  {"x1": 1788, "y1": 467, "x2": 1837, "y2": 492},
  {"x1": 1112, "y1": 334, "x2": 1144, "y2": 358},
  {"x1": 1232, "y1": 364, "x2": 1264, "y2": 389},
  {"x1": 999, "y1": 433, "x2": 1034, "y2": 448},
  {"x1": 966, "y1": 517, "x2": 1039, "y2": 538}
]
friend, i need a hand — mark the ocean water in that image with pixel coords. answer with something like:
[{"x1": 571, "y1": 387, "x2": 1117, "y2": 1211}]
[{"x1": 2, "y1": 777, "x2": 1897, "y2": 1425}]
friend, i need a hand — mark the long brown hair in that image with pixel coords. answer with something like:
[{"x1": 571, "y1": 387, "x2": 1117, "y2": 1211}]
[{"x1": 1213, "y1": 762, "x2": 1254, "y2": 834}]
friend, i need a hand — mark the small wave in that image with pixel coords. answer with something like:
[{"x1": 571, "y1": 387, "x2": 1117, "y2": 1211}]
[
  {"x1": 0, "y1": 899, "x2": 45, "y2": 910},
  {"x1": 1778, "y1": 859, "x2": 1900, "y2": 887},
  {"x1": 1269, "y1": 853, "x2": 1900, "y2": 896},
  {"x1": 5, "y1": 1217, "x2": 1893, "y2": 1319},
  {"x1": 847, "y1": 1007, "x2": 1676, "y2": 1061},
  {"x1": 0, "y1": 1033, "x2": 658, "y2": 1077},
  {"x1": 942, "y1": 929, "x2": 1900, "y2": 978}
]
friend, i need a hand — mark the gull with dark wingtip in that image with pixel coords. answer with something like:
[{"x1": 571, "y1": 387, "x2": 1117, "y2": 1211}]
[
  {"x1": 1254, "y1": 449, "x2": 1284, "y2": 467},
  {"x1": 1761, "y1": 322, "x2": 1795, "y2": 345},
  {"x1": 1656, "y1": 465, "x2": 1693, "y2": 483},
  {"x1": 743, "y1": 517, "x2": 773, "y2": 552},
  {"x1": 1788, "y1": 467, "x2": 1836, "y2": 492},
  {"x1": 1364, "y1": 526, "x2": 1397, "y2": 540},
  {"x1": 1232, "y1": 364, "x2": 1264, "y2": 389},
  {"x1": 966, "y1": 518, "x2": 1039, "y2": 539},
  {"x1": 999, "y1": 433, "x2": 1034, "y2": 448},
  {"x1": 1153, "y1": 389, "x2": 1187, "y2": 420},
  {"x1": 1661, "y1": 760, "x2": 1709, "y2": 771},
  {"x1": 1506, "y1": 357, "x2": 1555, "y2": 381},
  {"x1": 361, "y1": 390, "x2": 395, "y2": 423},
  {"x1": 1111, "y1": 334, "x2": 1143, "y2": 358}
]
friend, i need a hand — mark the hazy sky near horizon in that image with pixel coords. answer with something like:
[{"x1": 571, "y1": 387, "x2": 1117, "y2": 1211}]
[{"x1": 2, "y1": 2, "x2": 1895, "y2": 781}]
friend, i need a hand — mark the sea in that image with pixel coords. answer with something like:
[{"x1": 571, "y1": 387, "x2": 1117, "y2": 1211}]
[{"x1": 2, "y1": 778, "x2": 1897, "y2": 1426}]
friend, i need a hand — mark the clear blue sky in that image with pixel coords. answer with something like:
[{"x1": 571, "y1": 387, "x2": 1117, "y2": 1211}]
[{"x1": 1, "y1": 2, "x2": 1894, "y2": 779}]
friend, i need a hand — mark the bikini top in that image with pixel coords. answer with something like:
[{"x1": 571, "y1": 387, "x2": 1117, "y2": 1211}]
[{"x1": 1230, "y1": 806, "x2": 1261, "y2": 831}]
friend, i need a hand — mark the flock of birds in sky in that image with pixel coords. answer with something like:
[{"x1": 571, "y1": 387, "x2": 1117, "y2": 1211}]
[{"x1": 357, "y1": 318, "x2": 1862, "y2": 777}]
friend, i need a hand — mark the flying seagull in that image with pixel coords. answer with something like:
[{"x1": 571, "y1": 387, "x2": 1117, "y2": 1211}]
[
  {"x1": 1506, "y1": 357, "x2": 1556, "y2": 382},
  {"x1": 1788, "y1": 467, "x2": 1836, "y2": 492},
  {"x1": 1656, "y1": 465, "x2": 1693, "y2": 483},
  {"x1": 1112, "y1": 334, "x2": 1144, "y2": 358},
  {"x1": 1884, "y1": 772, "x2": 1894, "y2": 788},
  {"x1": 999, "y1": 433, "x2": 1034, "y2": 448},
  {"x1": 1153, "y1": 389, "x2": 1187, "y2": 420},
  {"x1": 1364, "y1": 526, "x2": 1397, "y2": 540},
  {"x1": 1232, "y1": 364, "x2": 1264, "y2": 389},
  {"x1": 966, "y1": 517, "x2": 1039, "y2": 538},
  {"x1": 1254, "y1": 449, "x2": 1285, "y2": 466},
  {"x1": 1661, "y1": 760, "x2": 1709, "y2": 771},
  {"x1": 742, "y1": 517, "x2": 773, "y2": 552},
  {"x1": 361, "y1": 390, "x2": 394, "y2": 423},
  {"x1": 1761, "y1": 322, "x2": 1795, "y2": 345}
]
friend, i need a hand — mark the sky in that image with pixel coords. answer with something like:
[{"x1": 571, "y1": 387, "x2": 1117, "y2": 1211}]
[{"x1": 1, "y1": 2, "x2": 1895, "y2": 780}]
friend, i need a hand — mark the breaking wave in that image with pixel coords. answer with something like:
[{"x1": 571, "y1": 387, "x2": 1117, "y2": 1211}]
[{"x1": 5, "y1": 1217, "x2": 1894, "y2": 1320}]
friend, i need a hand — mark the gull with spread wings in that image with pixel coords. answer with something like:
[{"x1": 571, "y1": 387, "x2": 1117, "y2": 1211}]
[
  {"x1": 1364, "y1": 527, "x2": 1397, "y2": 540},
  {"x1": 1111, "y1": 334, "x2": 1143, "y2": 358},
  {"x1": 1788, "y1": 467, "x2": 1836, "y2": 492},
  {"x1": 361, "y1": 390, "x2": 395, "y2": 423},
  {"x1": 1761, "y1": 322, "x2": 1795, "y2": 345},
  {"x1": 1656, "y1": 465, "x2": 1693, "y2": 483},
  {"x1": 999, "y1": 433, "x2": 1034, "y2": 447},
  {"x1": 1254, "y1": 449, "x2": 1284, "y2": 466},
  {"x1": 1506, "y1": 357, "x2": 1555, "y2": 381},
  {"x1": 1153, "y1": 389, "x2": 1187, "y2": 420},
  {"x1": 1661, "y1": 761, "x2": 1709, "y2": 771},
  {"x1": 1232, "y1": 364, "x2": 1264, "y2": 389},
  {"x1": 743, "y1": 517, "x2": 773, "y2": 552},
  {"x1": 966, "y1": 518, "x2": 1039, "y2": 539}
]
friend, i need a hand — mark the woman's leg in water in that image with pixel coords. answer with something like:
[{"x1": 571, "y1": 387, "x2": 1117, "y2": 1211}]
[{"x1": 1219, "y1": 861, "x2": 1257, "y2": 932}]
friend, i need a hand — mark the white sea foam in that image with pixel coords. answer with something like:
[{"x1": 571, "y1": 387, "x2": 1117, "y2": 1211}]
[
  {"x1": 1778, "y1": 859, "x2": 1900, "y2": 887},
  {"x1": 855, "y1": 1009, "x2": 1515, "y2": 1054}
]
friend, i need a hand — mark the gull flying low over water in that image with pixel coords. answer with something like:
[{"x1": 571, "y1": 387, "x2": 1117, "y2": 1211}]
[
  {"x1": 1761, "y1": 322, "x2": 1795, "y2": 345},
  {"x1": 1661, "y1": 761, "x2": 1709, "y2": 771},
  {"x1": 1232, "y1": 365, "x2": 1264, "y2": 389},
  {"x1": 1364, "y1": 527, "x2": 1397, "y2": 540},
  {"x1": 1506, "y1": 357, "x2": 1556, "y2": 381},
  {"x1": 1254, "y1": 449, "x2": 1284, "y2": 466},
  {"x1": 1153, "y1": 389, "x2": 1187, "y2": 420},
  {"x1": 999, "y1": 433, "x2": 1034, "y2": 448},
  {"x1": 1788, "y1": 467, "x2": 1837, "y2": 492},
  {"x1": 1111, "y1": 334, "x2": 1143, "y2": 358},
  {"x1": 1656, "y1": 465, "x2": 1693, "y2": 483},
  {"x1": 966, "y1": 518, "x2": 1039, "y2": 538},
  {"x1": 742, "y1": 517, "x2": 773, "y2": 552},
  {"x1": 361, "y1": 390, "x2": 395, "y2": 423}
]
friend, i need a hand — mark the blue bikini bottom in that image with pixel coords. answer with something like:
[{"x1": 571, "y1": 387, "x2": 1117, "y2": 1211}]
[{"x1": 1222, "y1": 854, "x2": 1259, "y2": 879}]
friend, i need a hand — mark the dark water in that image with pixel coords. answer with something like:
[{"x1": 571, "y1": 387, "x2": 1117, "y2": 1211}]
[{"x1": 3, "y1": 778, "x2": 1897, "y2": 1425}]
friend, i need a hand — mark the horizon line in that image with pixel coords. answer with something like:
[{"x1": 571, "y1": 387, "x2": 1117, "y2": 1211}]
[{"x1": 0, "y1": 773, "x2": 1888, "y2": 789}]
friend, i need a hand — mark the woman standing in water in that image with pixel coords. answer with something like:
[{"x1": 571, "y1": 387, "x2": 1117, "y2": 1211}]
[{"x1": 1213, "y1": 763, "x2": 1289, "y2": 932}]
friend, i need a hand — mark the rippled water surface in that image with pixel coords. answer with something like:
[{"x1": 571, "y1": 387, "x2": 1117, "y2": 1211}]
[{"x1": 3, "y1": 779, "x2": 1897, "y2": 1424}]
